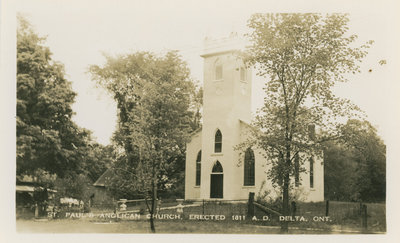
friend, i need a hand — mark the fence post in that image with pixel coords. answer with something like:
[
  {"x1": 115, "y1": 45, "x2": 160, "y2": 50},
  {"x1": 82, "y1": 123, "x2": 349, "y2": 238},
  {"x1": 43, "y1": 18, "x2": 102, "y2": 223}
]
[
  {"x1": 362, "y1": 204, "x2": 368, "y2": 231},
  {"x1": 325, "y1": 200, "x2": 329, "y2": 216},
  {"x1": 291, "y1": 201, "x2": 297, "y2": 216},
  {"x1": 34, "y1": 203, "x2": 39, "y2": 219},
  {"x1": 248, "y1": 192, "x2": 255, "y2": 217}
]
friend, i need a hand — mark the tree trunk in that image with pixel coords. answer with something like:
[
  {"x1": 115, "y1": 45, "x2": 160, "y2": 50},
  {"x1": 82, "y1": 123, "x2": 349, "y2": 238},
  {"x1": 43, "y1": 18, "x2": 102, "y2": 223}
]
[
  {"x1": 281, "y1": 148, "x2": 291, "y2": 233},
  {"x1": 149, "y1": 176, "x2": 157, "y2": 233},
  {"x1": 281, "y1": 174, "x2": 289, "y2": 233},
  {"x1": 149, "y1": 212, "x2": 155, "y2": 233}
]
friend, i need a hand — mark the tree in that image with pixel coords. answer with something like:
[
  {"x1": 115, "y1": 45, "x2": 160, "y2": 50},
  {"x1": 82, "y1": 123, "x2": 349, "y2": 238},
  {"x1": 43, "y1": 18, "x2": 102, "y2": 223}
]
[
  {"x1": 54, "y1": 172, "x2": 94, "y2": 203},
  {"x1": 90, "y1": 51, "x2": 197, "y2": 232},
  {"x1": 323, "y1": 141, "x2": 358, "y2": 201},
  {"x1": 83, "y1": 143, "x2": 115, "y2": 182},
  {"x1": 245, "y1": 13, "x2": 372, "y2": 232},
  {"x1": 17, "y1": 15, "x2": 89, "y2": 178},
  {"x1": 323, "y1": 120, "x2": 386, "y2": 202},
  {"x1": 340, "y1": 119, "x2": 386, "y2": 202}
]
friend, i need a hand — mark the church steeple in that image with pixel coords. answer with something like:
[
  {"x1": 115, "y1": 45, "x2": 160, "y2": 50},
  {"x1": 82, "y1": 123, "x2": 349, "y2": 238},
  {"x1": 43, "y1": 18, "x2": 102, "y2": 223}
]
[
  {"x1": 198, "y1": 34, "x2": 252, "y2": 199},
  {"x1": 201, "y1": 34, "x2": 252, "y2": 127}
]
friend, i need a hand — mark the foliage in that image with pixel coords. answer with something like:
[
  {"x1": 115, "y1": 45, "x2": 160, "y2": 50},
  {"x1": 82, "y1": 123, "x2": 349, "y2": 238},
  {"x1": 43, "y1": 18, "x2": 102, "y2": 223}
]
[
  {"x1": 341, "y1": 119, "x2": 386, "y2": 202},
  {"x1": 244, "y1": 13, "x2": 372, "y2": 231},
  {"x1": 323, "y1": 141, "x2": 358, "y2": 201},
  {"x1": 83, "y1": 143, "x2": 115, "y2": 182},
  {"x1": 54, "y1": 172, "x2": 94, "y2": 202},
  {"x1": 16, "y1": 16, "x2": 116, "y2": 211},
  {"x1": 16, "y1": 15, "x2": 91, "y2": 178},
  {"x1": 324, "y1": 119, "x2": 386, "y2": 202},
  {"x1": 90, "y1": 51, "x2": 198, "y2": 232}
]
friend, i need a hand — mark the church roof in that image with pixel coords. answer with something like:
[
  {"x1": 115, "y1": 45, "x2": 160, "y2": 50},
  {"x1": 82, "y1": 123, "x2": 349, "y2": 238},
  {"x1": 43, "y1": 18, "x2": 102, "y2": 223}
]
[
  {"x1": 188, "y1": 127, "x2": 202, "y2": 139},
  {"x1": 93, "y1": 168, "x2": 113, "y2": 187},
  {"x1": 239, "y1": 119, "x2": 252, "y2": 127}
]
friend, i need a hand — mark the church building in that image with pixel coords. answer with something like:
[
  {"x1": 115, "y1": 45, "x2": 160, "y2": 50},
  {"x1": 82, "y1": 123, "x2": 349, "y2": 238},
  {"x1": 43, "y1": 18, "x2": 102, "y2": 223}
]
[{"x1": 184, "y1": 34, "x2": 324, "y2": 202}]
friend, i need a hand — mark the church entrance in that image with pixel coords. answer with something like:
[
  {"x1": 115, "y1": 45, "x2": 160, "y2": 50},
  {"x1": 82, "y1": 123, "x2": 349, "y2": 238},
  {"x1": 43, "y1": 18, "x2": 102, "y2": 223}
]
[{"x1": 210, "y1": 161, "x2": 223, "y2": 198}]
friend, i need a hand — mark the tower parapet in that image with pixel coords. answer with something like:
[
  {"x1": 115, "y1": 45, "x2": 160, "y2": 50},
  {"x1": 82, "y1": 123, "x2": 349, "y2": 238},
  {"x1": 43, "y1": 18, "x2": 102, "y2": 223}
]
[{"x1": 201, "y1": 32, "x2": 246, "y2": 58}]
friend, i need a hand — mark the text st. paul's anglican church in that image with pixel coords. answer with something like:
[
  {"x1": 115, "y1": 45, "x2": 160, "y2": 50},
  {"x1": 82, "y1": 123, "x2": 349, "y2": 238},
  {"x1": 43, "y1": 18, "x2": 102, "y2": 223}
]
[{"x1": 184, "y1": 34, "x2": 324, "y2": 202}]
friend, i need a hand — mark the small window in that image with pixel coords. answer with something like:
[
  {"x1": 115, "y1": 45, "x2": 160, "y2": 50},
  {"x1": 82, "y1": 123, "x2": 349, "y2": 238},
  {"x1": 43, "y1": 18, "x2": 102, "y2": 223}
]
[
  {"x1": 214, "y1": 129, "x2": 222, "y2": 153},
  {"x1": 294, "y1": 154, "x2": 300, "y2": 187},
  {"x1": 215, "y1": 64, "x2": 223, "y2": 80},
  {"x1": 310, "y1": 157, "x2": 314, "y2": 188},
  {"x1": 195, "y1": 150, "x2": 201, "y2": 186},
  {"x1": 240, "y1": 67, "x2": 246, "y2": 81},
  {"x1": 244, "y1": 148, "x2": 255, "y2": 186}
]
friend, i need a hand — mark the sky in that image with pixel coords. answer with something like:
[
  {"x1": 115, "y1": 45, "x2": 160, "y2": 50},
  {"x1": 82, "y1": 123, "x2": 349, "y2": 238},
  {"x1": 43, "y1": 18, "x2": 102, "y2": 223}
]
[{"x1": 12, "y1": 0, "x2": 399, "y2": 146}]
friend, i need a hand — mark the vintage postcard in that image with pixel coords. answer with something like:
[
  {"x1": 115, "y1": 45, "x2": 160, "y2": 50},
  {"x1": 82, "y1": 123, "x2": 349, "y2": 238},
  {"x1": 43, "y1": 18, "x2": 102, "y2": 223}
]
[{"x1": 1, "y1": 0, "x2": 400, "y2": 242}]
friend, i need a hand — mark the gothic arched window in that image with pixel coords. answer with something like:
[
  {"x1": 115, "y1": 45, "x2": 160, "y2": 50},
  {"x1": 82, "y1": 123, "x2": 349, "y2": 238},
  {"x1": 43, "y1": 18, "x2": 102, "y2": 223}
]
[
  {"x1": 195, "y1": 150, "x2": 201, "y2": 186},
  {"x1": 214, "y1": 129, "x2": 222, "y2": 153},
  {"x1": 244, "y1": 148, "x2": 255, "y2": 186},
  {"x1": 212, "y1": 161, "x2": 223, "y2": 173}
]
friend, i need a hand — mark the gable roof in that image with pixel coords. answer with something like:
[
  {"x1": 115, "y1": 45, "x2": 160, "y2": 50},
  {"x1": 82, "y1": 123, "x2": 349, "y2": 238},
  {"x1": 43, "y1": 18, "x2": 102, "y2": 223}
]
[
  {"x1": 189, "y1": 127, "x2": 202, "y2": 137},
  {"x1": 239, "y1": 119, "x2": 252, "y2": 127},
  {"x1": 93, "y1": 168, "x2": 113, "y2": 187}
]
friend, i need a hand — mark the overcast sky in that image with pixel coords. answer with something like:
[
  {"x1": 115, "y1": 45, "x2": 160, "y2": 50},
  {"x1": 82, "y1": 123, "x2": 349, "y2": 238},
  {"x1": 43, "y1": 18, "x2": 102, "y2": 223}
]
[{"x1": 14, "y1": 0, "x2": 399, "y2": 145}]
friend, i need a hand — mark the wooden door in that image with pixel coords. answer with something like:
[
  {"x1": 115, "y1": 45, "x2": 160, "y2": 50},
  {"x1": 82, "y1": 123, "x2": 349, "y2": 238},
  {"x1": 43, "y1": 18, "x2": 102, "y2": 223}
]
[{"x1": 210, "y1": 174, "x2": 223, "y2": 198}]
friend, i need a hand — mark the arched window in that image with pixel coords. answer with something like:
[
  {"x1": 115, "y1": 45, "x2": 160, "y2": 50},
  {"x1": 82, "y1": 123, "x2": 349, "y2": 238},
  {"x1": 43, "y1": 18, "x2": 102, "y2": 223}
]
[
  {"x1": 215, "y1": 59, "x2": 223, "y2": 80},
  {"x1": 212, "y1": 161, "x2": 223, "y2": 173},
  {"x1": 210, "y1": 161, "x2": 223, "y2": 198},
  {"x1": 214, "y1": 129, "x2": 222, "y2": 153},
  {"x1": 195, "y1": 150, "x2": 201, "y2": 186},
  {"x1": 244, "y1": 148, "x2": 255, "y2": 186},
  {"x1": 310, "y1": 157, "x2": 314, "y2": 188}
]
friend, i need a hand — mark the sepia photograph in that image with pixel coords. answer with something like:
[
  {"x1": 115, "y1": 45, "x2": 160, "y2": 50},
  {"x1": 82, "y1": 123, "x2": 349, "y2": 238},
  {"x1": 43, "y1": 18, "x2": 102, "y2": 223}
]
[{"x1": 1, "y1": 0, "x2": 400, "y2": 242}]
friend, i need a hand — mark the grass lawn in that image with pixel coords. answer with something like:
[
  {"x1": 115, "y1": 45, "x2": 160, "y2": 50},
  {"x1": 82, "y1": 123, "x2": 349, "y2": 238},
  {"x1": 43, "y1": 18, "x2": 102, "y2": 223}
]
[
  {"x1": 294, "y1": 201, "x2": 386, "y2": 232},
  {"x1": 16, "y1": 200, "x2": 385, "y2": 234}
]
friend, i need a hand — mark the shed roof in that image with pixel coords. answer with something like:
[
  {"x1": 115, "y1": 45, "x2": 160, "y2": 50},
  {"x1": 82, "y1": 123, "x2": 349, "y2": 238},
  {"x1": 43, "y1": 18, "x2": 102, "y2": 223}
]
[
  {"x1": 16, "y1": 185, "x2": 57, "y2": 193},
  {"x1": 93, "y1": 168, "x2": 113, "y2": 187}
]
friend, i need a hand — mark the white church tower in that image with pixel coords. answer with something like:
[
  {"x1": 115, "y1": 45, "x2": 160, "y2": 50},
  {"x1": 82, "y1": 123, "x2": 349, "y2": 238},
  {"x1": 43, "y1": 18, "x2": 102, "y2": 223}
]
[
  {"x1": 185, "y1": 33, "x2": 262, "y2": 200},
  {"x1": 184, "y1": 33, "x2": 324, "y2": 202}
]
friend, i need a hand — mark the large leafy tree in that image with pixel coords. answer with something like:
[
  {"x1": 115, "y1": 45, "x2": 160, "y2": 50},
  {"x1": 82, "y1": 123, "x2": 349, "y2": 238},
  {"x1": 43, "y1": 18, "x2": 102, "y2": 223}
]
[
  {"x1": 324, "y1": 119, "x2": 386, "y2": 202},
  {"x1": 90, "y1": 51, "x2": 198, "y2": 232},
  {"x1": 323, "y1": 141, "x2": 357, "y2": 201},
  {"x1": 340, "y1": 119, "x2": 386, "y2": 202},
  {"x1": 17, "y1": 15, "x2": 89, "y2": 178},
  {"x1": 245, "y1": 13, "x2": 372, "y2": 232},
  {"x1": 83, "y1": 143, "x2": 116, "y2": 182}
]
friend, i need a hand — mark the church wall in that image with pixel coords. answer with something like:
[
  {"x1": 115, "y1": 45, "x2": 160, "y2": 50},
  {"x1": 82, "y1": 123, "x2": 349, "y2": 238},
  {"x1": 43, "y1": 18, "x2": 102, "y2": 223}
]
[
  {"x1": 300, "y1": 153, "x2": 324, "y2": 202},
  {"x1": 238, "y1": 122, "x2": 325, "y2": 202},
  {"x1": 286, "y1": 152, "x2": 324, "y2": 202},
  {"x1": 184, "y1": 131, "x2": 202, "y2": 200},
  {"x1": 185, "y1": 34, "x2": 324, "y2": 202},
  {"x1": 230, "y1": 148, "x2": 267, "y2": 200},
  {"x1": 230, "y1": 121, "x2": 267, "y2": 200},
  {"x1": 199, "y1": 121, "x2": 241, "y2": 200},
  {"x1": 200, "y1": 52, "x2": 241, "y2": 200}
]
